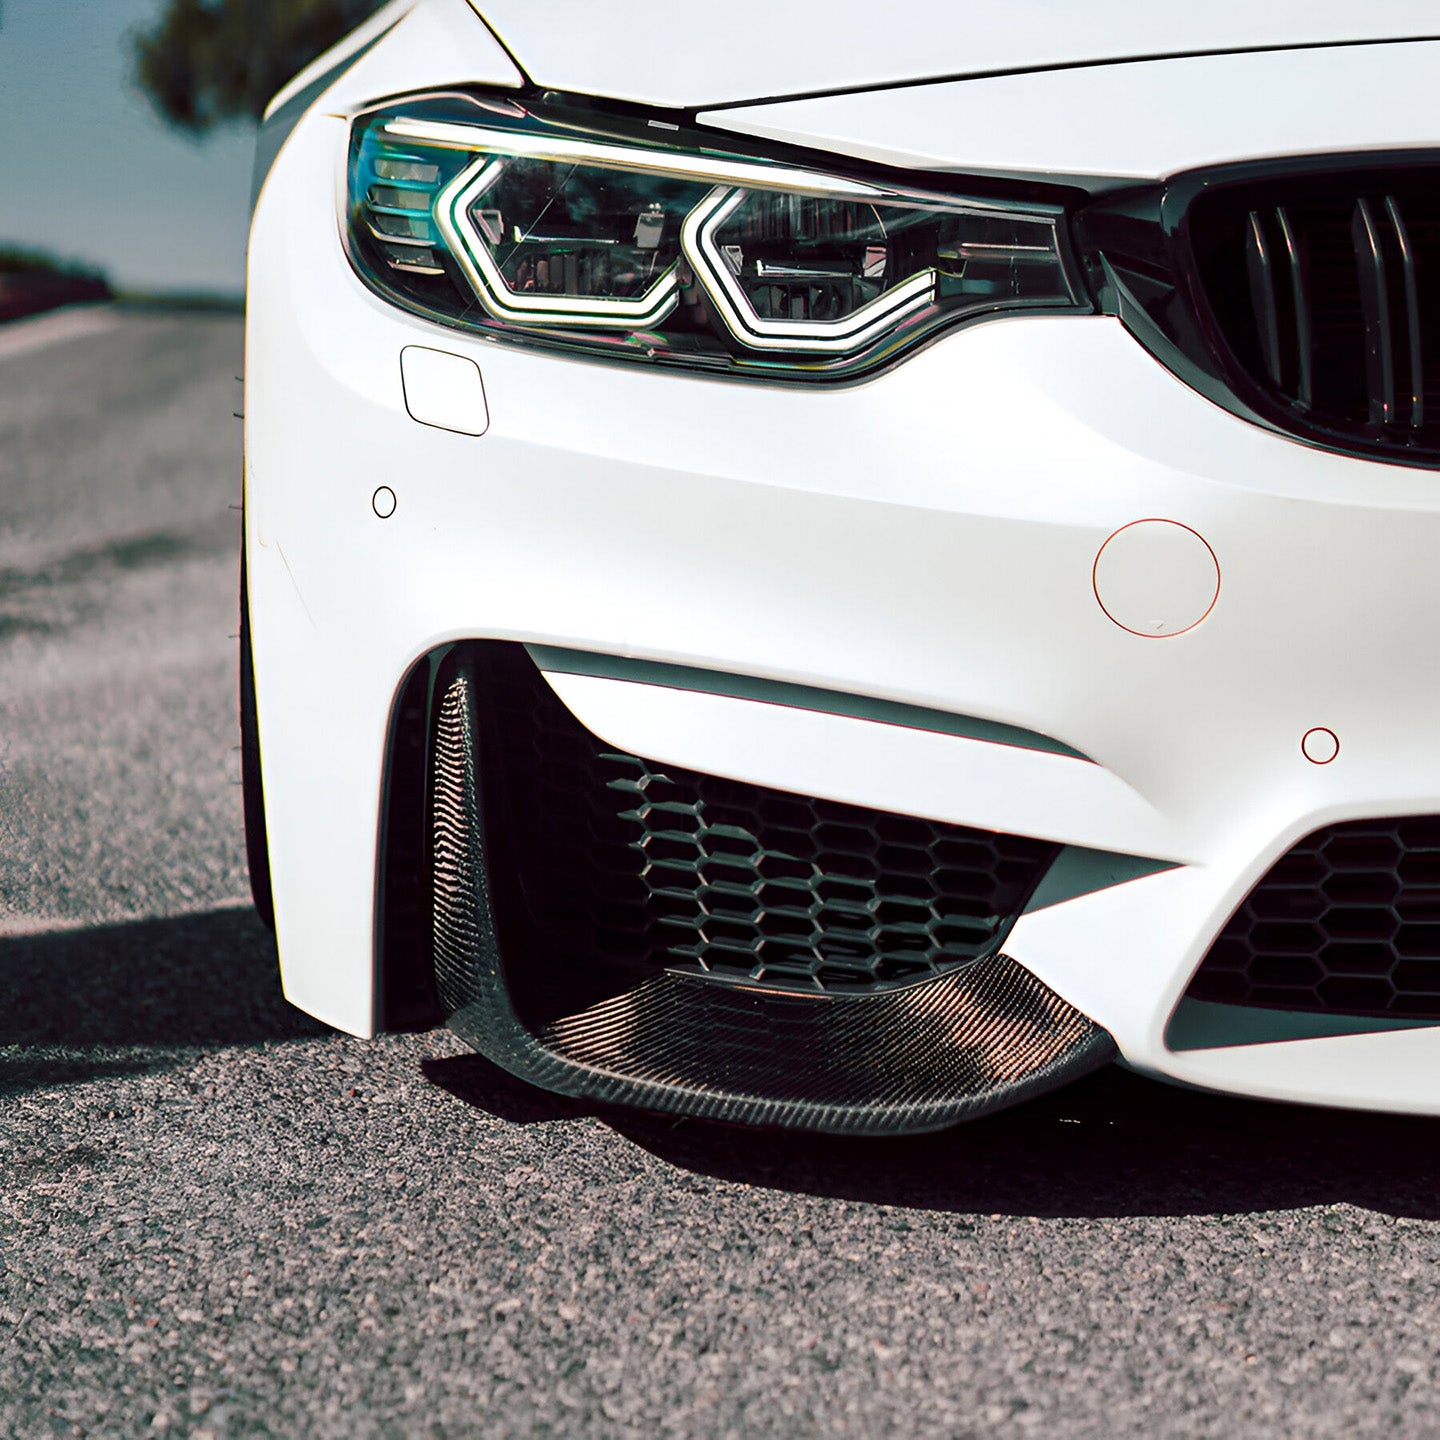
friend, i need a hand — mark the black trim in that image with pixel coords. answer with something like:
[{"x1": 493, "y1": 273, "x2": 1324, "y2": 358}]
[
  {"x1": 1023, "y1": 846, "x2": 1180, "y2": 913},
  {"x1": 375, "y1": 652, "x2": 444, "y2": 1030},
  {"x1": 526, "y1": 644, "x2": 1093, "y2": 762},
  {"x1": 238, "y1": 544, "x2": 274, "y2": 931},
  {"x1": 1166, "y1": 996, "x2": 1440, "y2": 1051}
]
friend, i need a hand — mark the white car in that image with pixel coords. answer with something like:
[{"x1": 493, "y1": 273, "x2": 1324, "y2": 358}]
[{"x1": 244, "y1": 0, "x2": 1440, "y2": 1132}]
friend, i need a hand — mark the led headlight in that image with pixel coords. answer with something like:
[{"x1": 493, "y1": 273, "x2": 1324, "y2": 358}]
[{"x1": 348, "y1": 95, "x2": 1089, "y2": 380}]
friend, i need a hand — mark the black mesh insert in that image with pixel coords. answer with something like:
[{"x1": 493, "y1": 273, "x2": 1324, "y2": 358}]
[
  {"x1": 1186, "y1": 815, "x2": 1440, "y2": 1016},
  {"x1": 472, "y1": 644, "x2": 1058, "y2": 1017}
]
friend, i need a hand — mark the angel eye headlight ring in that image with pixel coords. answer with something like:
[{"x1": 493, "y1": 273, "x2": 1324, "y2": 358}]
[
  {"x1": 436, "y1": 155, "x2": 685, "y2": 329},
  {"x1": 346, "y1": 95, "x2": 1089, "y2": 381},
  {"x1": 682, "y1": 186, "x2": 939, "y2": 354}
]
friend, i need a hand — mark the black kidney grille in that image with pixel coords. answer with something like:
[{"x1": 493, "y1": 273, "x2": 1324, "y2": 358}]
[
  {"x1": 1188, "y1": 168, "x2": 1440, "y2": 461},
  {"x1": 1186, "y1": 816, "x2": 1440, "y2": 1016},
  {"x1": 477, "y1": 645, "x2": 1057, "y2": 1004}
]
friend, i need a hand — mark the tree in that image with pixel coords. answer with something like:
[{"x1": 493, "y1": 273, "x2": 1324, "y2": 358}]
[
  {"x1": 134, "y1": 0, "x2": 386, "y2": 132},
  {"x1": 0, "y1": 249, "x2": 111, "y2": 324}
]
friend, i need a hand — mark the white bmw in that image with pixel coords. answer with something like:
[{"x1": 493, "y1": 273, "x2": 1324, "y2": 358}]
[{"x1": 244, "y1": 0, "x2": 1440, "y2": 1132}]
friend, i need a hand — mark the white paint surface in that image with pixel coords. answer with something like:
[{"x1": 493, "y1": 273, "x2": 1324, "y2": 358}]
[
  {"x1": 469, "y1": 0, "x2": 1440, "y2": 108},
  {"x1": 704, "y1": 42, "x2": 1440, "y2": 180}
]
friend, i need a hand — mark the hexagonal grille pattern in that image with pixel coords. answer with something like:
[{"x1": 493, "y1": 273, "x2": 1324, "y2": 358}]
[
  {"x1": 1186, "y1": 816, "x2": 1440, "y2": 1016},
  {"x1": 611, "y1": 758, "x2": 1057, "y2": 991},
  {"x1": 482, "y1": 646, "x2": 1057, "y2": 998}
]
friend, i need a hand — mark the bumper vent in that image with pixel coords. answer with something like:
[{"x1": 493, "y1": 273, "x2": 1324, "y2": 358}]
[
  {"x1": 475, "y1": 643, "x2": 1057, "y2": 1000},
  {"x1": 430, "y1": 642, "x2": 1113, "y2": 1134},
  {"x1": 1186, "y1": 815, "x2": 1440, "y2": 1017}
]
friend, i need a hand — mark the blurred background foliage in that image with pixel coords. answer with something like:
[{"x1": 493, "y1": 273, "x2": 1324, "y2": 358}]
[
  {"x1": 135, "y1": 0, "x2": 388, "y2": 131},
  {"x1": 0, "y1": 246, "x2": 112, "y2": 323},
  {"x1": 0, "y1": 246, "x2": 107, "y2": 278}
]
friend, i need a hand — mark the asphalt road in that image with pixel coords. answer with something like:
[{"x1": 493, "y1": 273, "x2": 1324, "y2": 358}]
[{"x1": 4, "y1": 308, "x2": 1440, "y2": 1439}]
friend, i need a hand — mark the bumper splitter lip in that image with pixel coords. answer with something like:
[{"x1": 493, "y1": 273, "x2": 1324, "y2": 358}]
[{"x1": 449, "y1": 957, "x2": 1117, "y2": 1137}]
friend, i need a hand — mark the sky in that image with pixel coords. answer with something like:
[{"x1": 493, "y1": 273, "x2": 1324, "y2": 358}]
[{"x1": 0, "y1": 0, "x2": 257, "y2": 296}]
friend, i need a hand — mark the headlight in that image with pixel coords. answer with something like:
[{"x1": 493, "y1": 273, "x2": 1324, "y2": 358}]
[{"x1": 347, "y1": 94, "x2": 1089, "y2": 381}]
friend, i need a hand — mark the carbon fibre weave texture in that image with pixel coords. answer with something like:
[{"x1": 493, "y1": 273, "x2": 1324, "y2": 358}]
[{"x1": 430, "y1": 648, "x2": 1115, "y2": 1134}]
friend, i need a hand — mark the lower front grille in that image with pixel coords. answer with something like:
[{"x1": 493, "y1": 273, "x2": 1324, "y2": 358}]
[
  {"x1": 1186, "y1": 815, "x2": 1440, "y2": 1017},
  {"x1": 473, "y1": 642, "x2": 1057, "y2": 1007}
]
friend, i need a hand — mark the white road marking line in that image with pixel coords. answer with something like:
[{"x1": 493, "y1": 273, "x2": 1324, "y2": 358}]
[{"x1": 0, "y1": 304, "x2": 121, "y2": 361}]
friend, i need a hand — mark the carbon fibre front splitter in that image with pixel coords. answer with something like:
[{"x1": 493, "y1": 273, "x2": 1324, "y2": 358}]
[{"x1": 449, "y1": 956, "x2": 1116, "y2": 1136}]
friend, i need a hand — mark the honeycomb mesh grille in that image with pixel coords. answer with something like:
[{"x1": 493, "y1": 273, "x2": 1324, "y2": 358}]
[
  {"x1": 480, "y1": 644, "x2": 1058, "y2": 1001},
  {"x1": 1186, "y1": 815, "x2": 1440, "y2": 1016}
]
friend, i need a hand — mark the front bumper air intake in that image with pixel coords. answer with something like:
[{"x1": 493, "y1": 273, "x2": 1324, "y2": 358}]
[
  {"x1": 1186, "y1": 815, "x2": 1440, "y2": 1018},
  {"x1": 427, "y1": 642, "x2": 1114, "y2": 1134}
]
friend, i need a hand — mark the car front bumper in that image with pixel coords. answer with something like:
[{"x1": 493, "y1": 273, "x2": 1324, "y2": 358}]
[{"x1": 247, "y1": 86, "x2": 1440, "y2": 1116}]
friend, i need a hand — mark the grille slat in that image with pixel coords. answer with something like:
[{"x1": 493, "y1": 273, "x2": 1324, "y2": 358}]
[
  {"x1": 1245, "y1": 210, "x2": 1284, "y2": 387},
  {"x1": 1387, "y1": 195, "x2": 1425, "y2": 427},
  {"x1": 1276, "y1": 205, "x2": 1314, "y2": 409},
  {"x1": 1352, "y1": 197, "x2": 1397, "y2": 426},
  {"x1": 1347, "y1": 197, "x2": 1393, "y2": 423}
]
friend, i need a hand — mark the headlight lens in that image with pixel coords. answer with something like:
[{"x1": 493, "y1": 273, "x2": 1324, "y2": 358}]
[{"x1": 348, "y1": 95, "x2": 1088, "y2": 381}]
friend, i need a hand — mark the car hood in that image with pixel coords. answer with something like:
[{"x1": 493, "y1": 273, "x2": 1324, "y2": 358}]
[{"x1": 466, "y1": 1, "x2": 1440, "y2": 109}]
